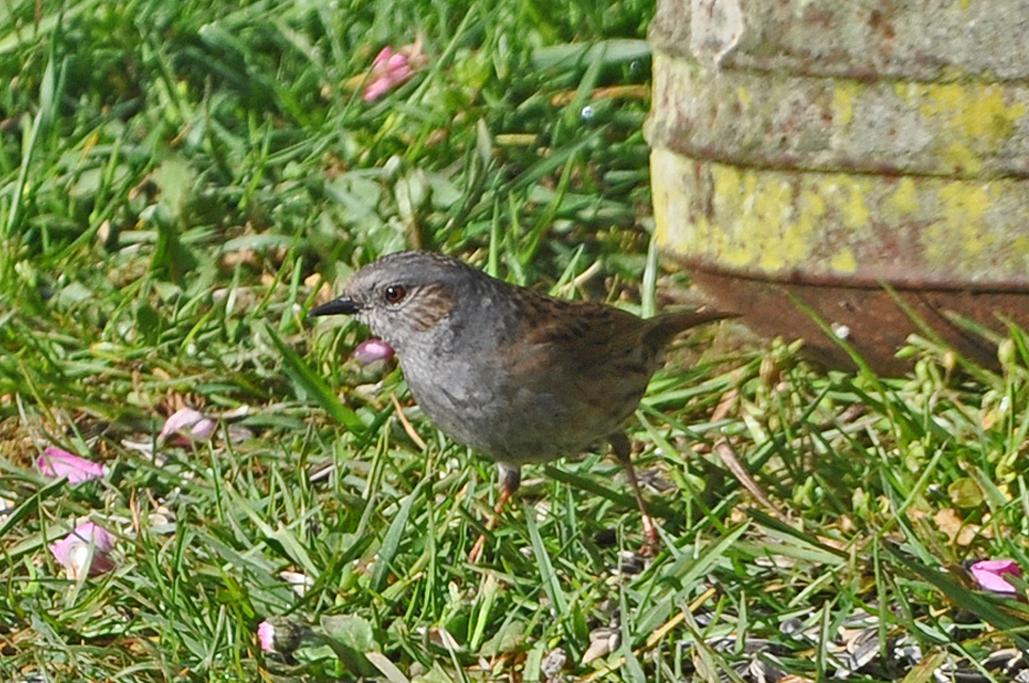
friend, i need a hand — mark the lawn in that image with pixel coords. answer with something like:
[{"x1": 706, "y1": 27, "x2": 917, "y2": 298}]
[{"x1": 2, "y1": 0, "x2": 1028, "y2": 681}]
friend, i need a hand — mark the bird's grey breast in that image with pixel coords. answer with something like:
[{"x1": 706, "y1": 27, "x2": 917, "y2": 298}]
[{"x1": 398, "y1": 291, "x2": 530, "y2": 458}]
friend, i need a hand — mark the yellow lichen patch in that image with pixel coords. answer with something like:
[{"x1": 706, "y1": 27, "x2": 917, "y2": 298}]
[
  {"x1": 711, "y1": 163, "x2": 741, "y2": 200},
  {"x1": 799, "y1": 188, "x2": 826, "y2": 223},
  {"x1": 939, "y1": 182, "x2": 990, "y2": 226},
  {"x1": 1013, "y1": 233, "x2": 1029, "y2": 266},
  {"x1": 830, "y1": 247, "x2": 858, "y2": 274},
  {"x1": 832, "y1": 82, "x2": 859, "y2": 126},
  {"x1": 657, "y1": 156, "x2": 876, "y2": 274},
  {"x1": 843, "y1": 178, "x2": 871, "y2": 229},
  {"x1": 923, "y1": 181, "x2": 994, "y2": 266},
  {"x1": 889, "y1": 177, "x2": 920, "y2": 216},
  {"x1": 893, "y1": 81, "x2": 915, "y2": 103},
  {"x1": 707, "y1": 164, "x2": 826, "y2": 272},
  {"x1": 812, "y1": 177, "x2": 871, "y2": 230},
  {"x1": 650, "y1": 151, "x2": 753, "y2": 266},
  {"x1": 707, "y1": 164, "x2": 765, "y2": 268},
  {"x1": 755, "y1": 180, "x2": 812, "y2": 272},
  {"x1": 941, "y1": 141, "x2": 982, "y2": 175},
  {"x1": 652, "y1": 148, "x2": 1029, "y2": 283},
  {"x1": 919, "y1": 83, "x2": 1027, "y2": 153}
]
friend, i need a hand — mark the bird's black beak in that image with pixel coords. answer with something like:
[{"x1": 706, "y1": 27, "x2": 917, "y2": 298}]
[{"x1": 309, "y1": 296, "x2": 360, "y2": 317}]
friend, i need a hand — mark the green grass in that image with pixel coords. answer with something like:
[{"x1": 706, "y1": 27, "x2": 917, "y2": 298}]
[{"x1": 2, "y1": 0, "x2": 1029, "y2": 681}]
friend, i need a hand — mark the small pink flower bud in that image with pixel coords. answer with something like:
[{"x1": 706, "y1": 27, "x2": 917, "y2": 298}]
[
  {"x1": 256, "y1": 618, "x2": 306, "y2": 654},
  {"x1": 352, "y1": 338, "x2": 395, "y2": 366},
  {"x1": 257, "y1": 621, "x2": 276, "y2": 653},
  {"x1": 362, "y1": 41, "x2": 426, "y2": 101}
]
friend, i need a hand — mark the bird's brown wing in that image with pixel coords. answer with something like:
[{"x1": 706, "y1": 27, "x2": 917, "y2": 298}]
[
  {"x1": 504, "y1": 298, "x2": 657, "y2": 436},
  {"x1": 499, "y1": 294, "x2": 734, "y2": 457},
  {"x1": 515, "y1": 297, "x2": 650, "y2": 374},
  {"x1": 517, "y1": 296, "x2": 734, "y2": 371}
]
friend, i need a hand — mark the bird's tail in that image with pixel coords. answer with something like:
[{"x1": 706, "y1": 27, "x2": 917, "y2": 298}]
[{"x1": 644, "y1": 307, "x2": 738, "y2": 347}]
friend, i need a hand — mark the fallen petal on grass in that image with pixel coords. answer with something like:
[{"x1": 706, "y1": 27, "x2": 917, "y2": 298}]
[
  {"x1": 159, "y1": 408, "x2": 217, "y2": 444},
  {"x1": 970, "y1": 559, "x2": 1022, "y2": 593},
  {"x1": 49, "y1": 522, "x2": 116, "y2": 580},
  {"x1": 36, "y1": 446, "x2": 107, "y2": 485},
  {"x1": 279, "y1": 570, "x2": 314, "y2": 597},
  {"x1": 227, "y1": 425, "x2": 254, "y2": 443}
]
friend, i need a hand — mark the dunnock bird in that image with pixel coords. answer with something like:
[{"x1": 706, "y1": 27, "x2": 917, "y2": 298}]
[{"x1": 311, "y1": 251, "x2": 733, "y2": 560}]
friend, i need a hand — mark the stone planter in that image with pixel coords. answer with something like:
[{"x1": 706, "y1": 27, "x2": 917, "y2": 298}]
[{"x1": 647, "y1": 0, "x2": 1029, "y2": 373}]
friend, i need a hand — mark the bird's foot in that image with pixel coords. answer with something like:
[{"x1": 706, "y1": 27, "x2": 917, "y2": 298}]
[
  {"x1": 468, "y1": 533, "x2": 488, "y2": 564},
  {"x1": 639, "y1": 514, "x2": 660, "y2": 557}
]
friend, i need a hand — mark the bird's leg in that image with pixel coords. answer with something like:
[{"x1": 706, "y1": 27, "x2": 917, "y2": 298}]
[
  {"x1": 610, "y1": 432, "x2": 659, "y2": 556},
  {"x1": 468, "y1": 463, "x2": 521, "y2": 563}
]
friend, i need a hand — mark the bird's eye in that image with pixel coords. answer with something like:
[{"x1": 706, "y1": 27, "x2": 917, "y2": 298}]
[{"x1": 383, "y1": 284, "x2": 407, "y2": 305}]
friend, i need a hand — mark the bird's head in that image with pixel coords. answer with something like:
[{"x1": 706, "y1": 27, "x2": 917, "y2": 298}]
[{"x1": 310, "y1": 251, "x2": 479, "y2": 351}]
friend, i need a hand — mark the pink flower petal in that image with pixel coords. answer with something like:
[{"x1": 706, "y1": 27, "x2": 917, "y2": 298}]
[
  {"x1": 159, "y1": 407, "x2": 217, "y2": 443},
  {"x1": 353, "y1": 338, "x2": 395, "y2": 365},
  {"x1": 257, "y1": 621, "x2": 276, "y2": 653},
  {"x1": 189, "y1": 418, "x2": 217, "y2": 441},
  {"x1": 387, "y1": 63, "x2": 414, "y2": 83},
  {"x1": 362, "y1": 41, "x2": 425, "y2": 101},
  {"x1": 970, "y1": 559, "x2": 1022, "y2": 593},
  {"x1": 159, "y1": 407, "x2": 202, "y2": 438},
  {"x1": 36, "y1": 447, "x2": 107, "y2": 485},
  {"x1": 384, "y1": 53, "x2": 409, "y2": 71},
  {"x1": 363, "y1": 79, "x2": 393, "y2": 102},
  {"x1": 49, "y1": 522, "x2": 116, "y2": 580},
  {"x1": 371, "y1": 47, "x2": 395, "y2": 68}
]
